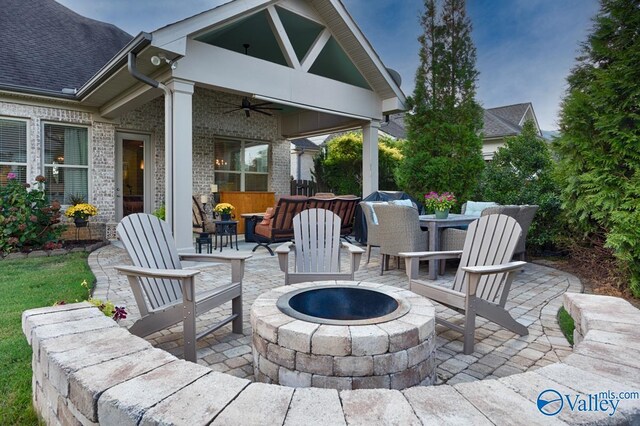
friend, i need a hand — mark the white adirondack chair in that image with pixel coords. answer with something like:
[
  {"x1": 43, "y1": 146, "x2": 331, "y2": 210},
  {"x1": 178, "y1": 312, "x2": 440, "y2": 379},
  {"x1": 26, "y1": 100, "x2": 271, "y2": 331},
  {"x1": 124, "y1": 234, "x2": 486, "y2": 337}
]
[
  {"x1": 276, "y1": 208, "x2": 365, "y2": 285},
  {"x1": 399, "y1": 214, "x2": 528, "y2": 354},
  {"x1": 115, "y1": 213, "x2": 251, "y2": 362}
]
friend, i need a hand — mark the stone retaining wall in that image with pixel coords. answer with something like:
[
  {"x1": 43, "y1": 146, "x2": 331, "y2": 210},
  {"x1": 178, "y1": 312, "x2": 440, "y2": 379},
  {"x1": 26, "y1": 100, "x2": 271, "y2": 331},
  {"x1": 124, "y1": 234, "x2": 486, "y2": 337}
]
[{"x1": 23, "y1": 293, "x2": 640, "y2": 425}]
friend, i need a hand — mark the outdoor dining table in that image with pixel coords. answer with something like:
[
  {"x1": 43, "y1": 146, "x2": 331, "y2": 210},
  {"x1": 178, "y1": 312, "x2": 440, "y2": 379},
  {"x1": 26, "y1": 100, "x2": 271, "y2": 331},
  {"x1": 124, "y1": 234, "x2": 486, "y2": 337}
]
[{"x1": 419, "y1": 213, "x2": 477, "y2": 279}]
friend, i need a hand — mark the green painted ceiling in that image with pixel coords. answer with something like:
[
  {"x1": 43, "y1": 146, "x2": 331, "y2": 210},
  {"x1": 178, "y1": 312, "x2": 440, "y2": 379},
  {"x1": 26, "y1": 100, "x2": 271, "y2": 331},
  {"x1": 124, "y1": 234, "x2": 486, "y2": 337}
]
[{"x1": 195, "y1": 8, "x2": 370, "y2": 90}]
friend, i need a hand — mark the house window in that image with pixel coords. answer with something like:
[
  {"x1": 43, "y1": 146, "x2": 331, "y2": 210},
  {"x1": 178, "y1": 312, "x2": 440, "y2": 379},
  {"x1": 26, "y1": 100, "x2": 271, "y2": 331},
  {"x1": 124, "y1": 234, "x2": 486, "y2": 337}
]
[
  {"x1": 214, "y1": 139, "x2": 269, "y2": 191},
  {"x1": 43, "y1": 123, "x2": 89, "y2": 204},
  {"x1": 0, "y1": 118, "x2": 27, "y2": 184}
]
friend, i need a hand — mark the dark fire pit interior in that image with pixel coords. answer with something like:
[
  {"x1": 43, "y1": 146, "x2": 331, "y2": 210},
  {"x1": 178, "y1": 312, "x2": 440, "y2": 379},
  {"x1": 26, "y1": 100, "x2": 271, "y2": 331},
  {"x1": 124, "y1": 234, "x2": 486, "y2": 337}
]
[{"x1": 276, "y1": 285, "x2": 410, "y2": 325}]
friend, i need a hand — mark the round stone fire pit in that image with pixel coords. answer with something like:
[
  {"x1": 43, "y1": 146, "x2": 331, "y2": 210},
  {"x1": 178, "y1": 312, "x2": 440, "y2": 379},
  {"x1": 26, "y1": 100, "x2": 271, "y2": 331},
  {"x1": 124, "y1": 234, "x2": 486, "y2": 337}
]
[{"x1": 251, "y1": 281, "x2": 436, "y2": 390}]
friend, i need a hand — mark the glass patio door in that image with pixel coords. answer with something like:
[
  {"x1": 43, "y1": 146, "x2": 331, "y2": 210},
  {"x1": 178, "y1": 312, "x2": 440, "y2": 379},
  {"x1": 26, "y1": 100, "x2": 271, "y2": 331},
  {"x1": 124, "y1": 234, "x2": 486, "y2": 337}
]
[{"x1": 115, "y1": 133, "x2": 152, "y2": 220}]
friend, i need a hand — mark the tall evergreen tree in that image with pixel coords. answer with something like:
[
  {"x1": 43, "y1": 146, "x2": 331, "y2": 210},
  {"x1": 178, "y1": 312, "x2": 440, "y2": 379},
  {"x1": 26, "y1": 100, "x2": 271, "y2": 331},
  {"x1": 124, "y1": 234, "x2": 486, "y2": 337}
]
[
  {"x1": 397, "y1": 0, "x2": 484, "y2": 205},
  {"x1": 554, "y1": 0, "x2": 640, "y2": 296}
]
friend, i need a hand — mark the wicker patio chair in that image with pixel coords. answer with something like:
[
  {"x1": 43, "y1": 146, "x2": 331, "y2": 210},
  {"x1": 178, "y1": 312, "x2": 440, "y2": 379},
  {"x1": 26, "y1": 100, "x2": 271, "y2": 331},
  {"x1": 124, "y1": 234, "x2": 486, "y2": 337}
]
[
  {"x1": 359, "y1": 201, "x2": 383, "y2": 264},
  {"x1": 373, "y1": 203, "x2": 428, "y2": 275},
  {"x1": 192, "y1": 195, "x2": 216, "y2": 234}
]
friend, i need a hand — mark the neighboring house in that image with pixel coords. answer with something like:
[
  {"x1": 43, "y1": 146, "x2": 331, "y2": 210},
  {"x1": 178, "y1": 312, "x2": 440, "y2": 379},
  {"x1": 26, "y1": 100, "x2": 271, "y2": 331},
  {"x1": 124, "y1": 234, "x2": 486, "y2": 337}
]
[
  {"x1": 0, "y1": 0, "x2": 405, "y2": 251},
  {"x1": 374, "y1": 103, "x2": 542, "y2": 159},
  {"x1": 482, "y1": 103, "x2": 542, "y2": 160},
  {"x1": 290, "y1": 138, "x2": 320, "y2": 181}
]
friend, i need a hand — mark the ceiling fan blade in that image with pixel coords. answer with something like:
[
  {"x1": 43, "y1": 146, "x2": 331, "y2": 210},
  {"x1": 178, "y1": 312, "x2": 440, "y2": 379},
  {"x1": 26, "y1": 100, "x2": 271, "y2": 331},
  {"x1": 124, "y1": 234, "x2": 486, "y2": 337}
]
[
  {"x1": 253, "y1": 109, "x2": 272, "y2": 116},
  {"x1": 251, "y1": 102, "x2": 275, "y2": 107},
  {"x1": 224, "y1": 108, "x2": 242, "y2": 114}
]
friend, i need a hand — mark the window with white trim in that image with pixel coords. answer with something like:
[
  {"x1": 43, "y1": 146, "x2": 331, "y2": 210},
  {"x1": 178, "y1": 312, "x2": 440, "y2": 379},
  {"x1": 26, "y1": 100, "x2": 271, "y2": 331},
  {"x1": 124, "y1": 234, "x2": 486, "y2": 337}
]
[
  {"x1": 0, "y1": 118, "x2": 27, "y2": 184},
  {"x1": 214, "y1": 139, "x2": 269, "y2": 191},
  {"x1": 43, "y1": 123, "x2": 89, "y2": 204}
]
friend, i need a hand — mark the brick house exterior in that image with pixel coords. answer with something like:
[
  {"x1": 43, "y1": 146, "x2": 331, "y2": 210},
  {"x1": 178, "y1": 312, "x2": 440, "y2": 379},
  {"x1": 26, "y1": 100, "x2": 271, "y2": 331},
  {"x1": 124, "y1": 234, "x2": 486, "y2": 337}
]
[{"x1": 1, "y1": 0, "x2": 406, "y2": 250}]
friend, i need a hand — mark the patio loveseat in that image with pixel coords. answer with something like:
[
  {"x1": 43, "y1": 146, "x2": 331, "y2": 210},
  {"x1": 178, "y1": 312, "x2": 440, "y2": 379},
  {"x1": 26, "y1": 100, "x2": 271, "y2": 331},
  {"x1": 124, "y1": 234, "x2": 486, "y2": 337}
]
[{"x1": 252, "y1": 195, "x2": 361, "y2": 255}]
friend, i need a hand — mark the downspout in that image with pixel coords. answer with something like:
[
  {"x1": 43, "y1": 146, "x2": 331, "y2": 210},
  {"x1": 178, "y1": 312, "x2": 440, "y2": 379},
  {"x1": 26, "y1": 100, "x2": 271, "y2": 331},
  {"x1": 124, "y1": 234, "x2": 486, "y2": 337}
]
[
  {"x1": 127, "y1": 52, "x2": 174, "y2": 233},
  {"x1": 296, "y1": 148, "x2": 303, "y2": 181}
]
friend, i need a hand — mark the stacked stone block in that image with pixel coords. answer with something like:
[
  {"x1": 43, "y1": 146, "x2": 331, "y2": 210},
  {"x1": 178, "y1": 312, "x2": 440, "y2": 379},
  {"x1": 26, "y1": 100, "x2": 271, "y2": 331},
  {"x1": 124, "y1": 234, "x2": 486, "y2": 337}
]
[
  {"x1": 251, "y1": 281, "x2": 437, "y2": 390},
  {"x1": 22, "y1": 292, "x2": 640, "y2": 424}
]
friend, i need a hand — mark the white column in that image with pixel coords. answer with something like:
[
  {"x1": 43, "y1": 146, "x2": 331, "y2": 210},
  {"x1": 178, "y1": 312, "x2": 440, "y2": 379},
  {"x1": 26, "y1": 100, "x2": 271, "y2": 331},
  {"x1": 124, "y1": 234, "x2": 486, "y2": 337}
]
[
  {"x1": 166, "y1": 79, "x2": 195, "y2": 252},
  {"x1": 362, "y1": 120, "x2": 380, "y2": 197}
]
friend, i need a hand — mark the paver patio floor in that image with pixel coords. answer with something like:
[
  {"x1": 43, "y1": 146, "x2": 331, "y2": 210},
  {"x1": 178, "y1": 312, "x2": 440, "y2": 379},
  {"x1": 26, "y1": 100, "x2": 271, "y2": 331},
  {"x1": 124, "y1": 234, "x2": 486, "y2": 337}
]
[{"x1": 89, "y1": 239, "x2": 581, "y2": 385}]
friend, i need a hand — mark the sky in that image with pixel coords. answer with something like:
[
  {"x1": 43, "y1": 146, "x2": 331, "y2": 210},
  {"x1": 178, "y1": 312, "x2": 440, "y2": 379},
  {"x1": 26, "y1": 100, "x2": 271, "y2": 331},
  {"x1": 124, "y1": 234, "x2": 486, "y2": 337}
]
[{"x1": 57, "y1": 0, "x2": 600, "y2": 131}]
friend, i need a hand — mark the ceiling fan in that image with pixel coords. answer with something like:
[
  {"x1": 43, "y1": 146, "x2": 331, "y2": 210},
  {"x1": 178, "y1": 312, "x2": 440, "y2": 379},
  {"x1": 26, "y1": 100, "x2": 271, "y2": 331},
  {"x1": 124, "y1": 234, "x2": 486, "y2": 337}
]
[
  {"x1": 217, "y1": 97, "x2": 282, "y2": 117},
  {"x1": 216, "y1": 44, "x2": 283, "y2": 117}
]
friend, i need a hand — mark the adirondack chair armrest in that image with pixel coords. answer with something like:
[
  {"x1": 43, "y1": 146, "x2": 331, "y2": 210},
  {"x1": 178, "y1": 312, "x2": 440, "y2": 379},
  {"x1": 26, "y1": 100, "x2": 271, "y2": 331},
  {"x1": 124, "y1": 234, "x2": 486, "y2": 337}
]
[
  {"x1": 461, "y1": 261, "x2": 526, "y2": 275},
  {"x1": 398, "y1": 250, "x2": 463, "y2": 259},
  {"x1": 179, "y1": 253, "x2": 253, "y2": 263},
  {"x1": 461, "y1": 261, "x2": 526, "y2": 297},
  {"x1": 341, "y1": 242, "x2": 365, "y2": 254},
  {"x1": 341, "y1": 242, "x2": 365, "y2": 273},
  {"x1": 114, "y1": 265, "x2": 200, "y2": 279},
  {"x1": 399, "y1": 250, "x2": 463, "y2": 279},
  {"x1": 276, "y1": 242, "x2": 295, "y2": 273}
]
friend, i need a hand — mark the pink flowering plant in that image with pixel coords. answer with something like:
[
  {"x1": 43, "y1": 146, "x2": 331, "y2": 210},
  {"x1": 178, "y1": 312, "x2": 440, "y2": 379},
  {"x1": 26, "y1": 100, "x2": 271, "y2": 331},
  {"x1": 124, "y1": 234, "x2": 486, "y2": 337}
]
[
  {"x1": 424, "y1": 191, "x2": 457, "y2": 211},
  {"x1": 0, "y1": 173, "x2": 65, "y2": 254}
]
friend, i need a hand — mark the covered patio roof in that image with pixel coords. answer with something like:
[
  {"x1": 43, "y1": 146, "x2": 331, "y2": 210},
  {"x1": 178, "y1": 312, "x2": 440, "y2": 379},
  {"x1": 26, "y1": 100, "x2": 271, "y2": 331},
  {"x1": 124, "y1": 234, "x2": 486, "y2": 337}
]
[{"x1": 75, "y1": 0, "x2": 407, "y2": 251}]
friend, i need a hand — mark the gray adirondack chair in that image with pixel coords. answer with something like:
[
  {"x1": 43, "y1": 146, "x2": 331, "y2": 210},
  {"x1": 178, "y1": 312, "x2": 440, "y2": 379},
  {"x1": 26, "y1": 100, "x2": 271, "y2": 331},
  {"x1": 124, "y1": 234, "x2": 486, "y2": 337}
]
[
  {"x1": 276, "y1": 208, "x2": 364, "y2": 285},
  {"x1": 115, "y1": 213, "x2": 251, "y2": 362},
  {"x1": 399, "y1": 214, "x2": 528, "y2": 354}
]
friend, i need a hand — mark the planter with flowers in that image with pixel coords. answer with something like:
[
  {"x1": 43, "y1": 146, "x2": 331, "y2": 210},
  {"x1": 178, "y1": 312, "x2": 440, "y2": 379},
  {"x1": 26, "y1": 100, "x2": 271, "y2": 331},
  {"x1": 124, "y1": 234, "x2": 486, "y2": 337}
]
[
  {"x1": 214, "y1": 203, "x2": 235, "y2": 221},
  {"x1": 424, "y1": 192, "x2": 457, "y2": 219},
  {"x1": 65, "y1": 203, "x2": 98, "y2": 227}
]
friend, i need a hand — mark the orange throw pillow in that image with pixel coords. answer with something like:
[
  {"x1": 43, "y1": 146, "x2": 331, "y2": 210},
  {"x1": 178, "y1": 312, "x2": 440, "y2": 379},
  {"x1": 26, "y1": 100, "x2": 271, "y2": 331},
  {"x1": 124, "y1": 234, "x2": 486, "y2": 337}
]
[{"x1": 260, "y1": 207, "x2": 275, "y2": 226}]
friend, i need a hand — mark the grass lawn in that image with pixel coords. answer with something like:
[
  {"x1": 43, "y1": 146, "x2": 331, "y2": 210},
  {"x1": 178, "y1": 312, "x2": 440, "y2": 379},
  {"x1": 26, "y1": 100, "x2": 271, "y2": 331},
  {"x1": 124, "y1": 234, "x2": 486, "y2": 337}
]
[
  {"x1": 0, "y1": 253, "x2": 94, "y2": 425},
  {"x1": 557, "y1": 306, "x2": 575, "y2": 346}
]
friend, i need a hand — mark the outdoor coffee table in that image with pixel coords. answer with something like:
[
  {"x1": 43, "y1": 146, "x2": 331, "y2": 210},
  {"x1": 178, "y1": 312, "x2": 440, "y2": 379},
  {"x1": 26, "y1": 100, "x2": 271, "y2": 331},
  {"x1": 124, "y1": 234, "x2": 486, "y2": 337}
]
[
  {"x1": 419, "y1": 214, "x2": 477, "y2": 279},
  {"x1": 251, "y1": 280, "x2": 436, "y2": 390}
]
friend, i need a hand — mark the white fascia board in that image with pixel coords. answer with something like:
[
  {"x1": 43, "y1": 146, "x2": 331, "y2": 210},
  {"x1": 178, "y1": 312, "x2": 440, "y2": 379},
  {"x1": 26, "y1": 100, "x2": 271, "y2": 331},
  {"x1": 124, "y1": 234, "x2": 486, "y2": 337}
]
[
  {"x1": 381, "y1": 97, "x2": 405, "y2": 114},
  {"x1": 521, "y1": 103, "x2": 543, "y2": 136},
  {"x1": 278, "y1": 0, "x2": 324, "y2": 23},
  {"x1": 174, "y1": 40, "x2": 383, "y2": 119},
  {"x1": 151, "y1": 0, "x2": 276, "y2": 52},
  {"x1": 326, "y1": 0, "x2": 406, "y2": 105}
]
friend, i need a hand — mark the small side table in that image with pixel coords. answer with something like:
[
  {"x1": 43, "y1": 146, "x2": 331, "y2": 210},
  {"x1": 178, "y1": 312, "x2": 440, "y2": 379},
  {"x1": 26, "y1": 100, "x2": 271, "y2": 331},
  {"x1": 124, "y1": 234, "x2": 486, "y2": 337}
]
[
  {"x1": 195, "y1": 232, "x2": 213, "y2": 254},
  {"x1": 214, "y1": 220, "x2": 238, "y2": 252}
]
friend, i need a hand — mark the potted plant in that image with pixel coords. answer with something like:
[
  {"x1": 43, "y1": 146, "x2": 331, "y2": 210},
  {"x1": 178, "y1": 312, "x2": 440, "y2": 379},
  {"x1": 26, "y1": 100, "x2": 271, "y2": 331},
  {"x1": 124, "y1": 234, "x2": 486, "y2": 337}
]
[
  {"x1": 214, "y1": 202, "x2": 235, "y2": 221},
  {"x1": 424, "y1": 192, "x2": 457, "y2": 219},
  {"x1": 65, "y1": 203, "x2": 98, "y2": 227}
]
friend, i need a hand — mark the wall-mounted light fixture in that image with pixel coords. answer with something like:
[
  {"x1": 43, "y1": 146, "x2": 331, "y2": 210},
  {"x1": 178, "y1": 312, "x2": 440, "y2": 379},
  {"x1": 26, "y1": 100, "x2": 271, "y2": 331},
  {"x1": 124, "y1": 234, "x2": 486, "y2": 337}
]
[{"x1": 150, "y1": 54, "x2": 178, "y2": 70}]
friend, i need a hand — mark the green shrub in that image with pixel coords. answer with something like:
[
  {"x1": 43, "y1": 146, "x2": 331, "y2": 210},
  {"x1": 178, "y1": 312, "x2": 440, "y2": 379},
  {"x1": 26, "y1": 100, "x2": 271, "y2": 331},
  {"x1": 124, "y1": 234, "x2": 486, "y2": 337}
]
[
  {"x1": 312, "y1": 132, "x2": 403, "y2": 196},
  {"x1": 554, "y1": 0, "x2": 640, "y2": 296},
  {"x1": 153, "y1": 205, "x2": 166, "y2": 220},
  {"x1": 480, "y1": 120, "x2": 562, "y2": 252},
  {"x1": 0, "y1": 174, "x2": 65, "y2": 254}
]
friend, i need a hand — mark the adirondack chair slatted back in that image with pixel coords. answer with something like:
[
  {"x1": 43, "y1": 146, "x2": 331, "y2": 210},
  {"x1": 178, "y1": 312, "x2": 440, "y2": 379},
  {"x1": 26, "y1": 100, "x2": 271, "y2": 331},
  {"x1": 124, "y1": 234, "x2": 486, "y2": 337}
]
[
  {"x1": 293, "y1": 209, "x2": 342, "y2": 273},
  {"x1": 271, "y1": 197, "x2": 308, "y2": 238},
  {"x1": 116, "y1": 213, "x2": 183, "y2": 310},
  {"x1": 452, "y1": 214, "x2": 522, "y2": 304}
]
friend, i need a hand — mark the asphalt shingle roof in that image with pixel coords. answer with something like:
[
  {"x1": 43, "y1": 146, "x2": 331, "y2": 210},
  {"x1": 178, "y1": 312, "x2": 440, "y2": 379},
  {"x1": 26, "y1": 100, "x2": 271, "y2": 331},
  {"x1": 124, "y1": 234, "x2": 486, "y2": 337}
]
[
  {"x1": 486, "y1": 103, "x2": 530, "y2": 128},
  {"x1": 0, "y1": 0, "x2": 133, "y2": 93},
  {"x1": 291, "y1": 138, "x2": 320, "y2": 150}
]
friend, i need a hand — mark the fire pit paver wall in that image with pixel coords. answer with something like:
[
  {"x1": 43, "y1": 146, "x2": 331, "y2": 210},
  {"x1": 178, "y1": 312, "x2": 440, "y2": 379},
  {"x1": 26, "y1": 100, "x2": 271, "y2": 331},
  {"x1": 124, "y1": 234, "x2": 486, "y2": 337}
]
[
  {"x1": 22, "y1": 293, "x2": 640, "y2": 425},
  {"x1": 250, "y1": 281, "x2": 436, "y2": 390}
]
